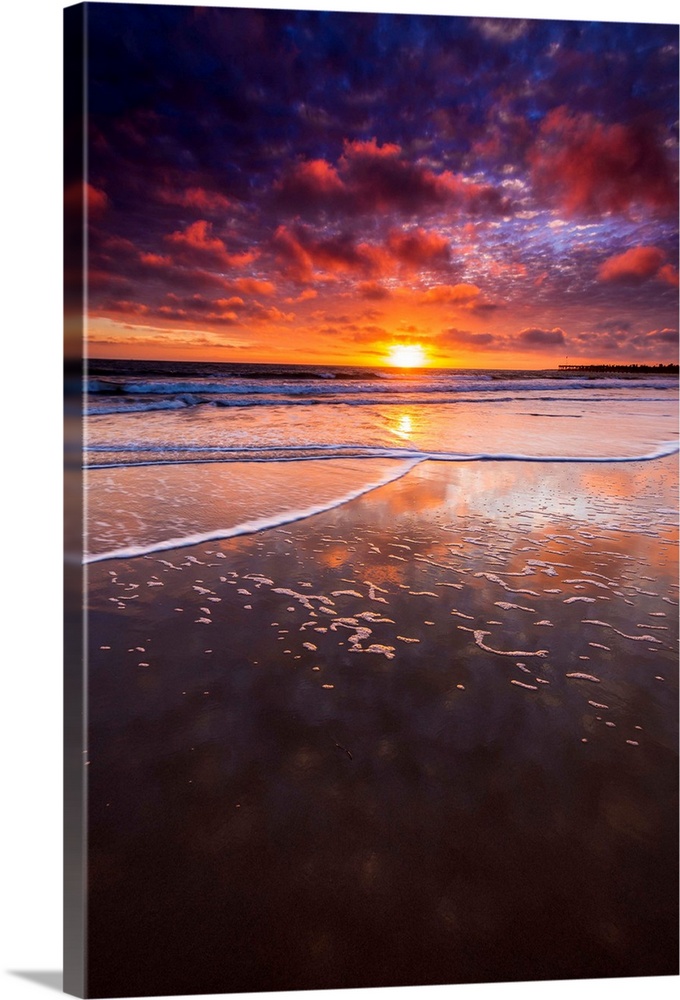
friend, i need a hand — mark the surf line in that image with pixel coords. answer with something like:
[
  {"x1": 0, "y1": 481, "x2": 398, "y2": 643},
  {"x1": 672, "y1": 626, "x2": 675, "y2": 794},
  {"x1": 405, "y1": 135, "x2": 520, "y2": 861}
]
[
  {"x1": 83, "y1": 457, "x2": 424, "y2": 564},
  {"x1": 87, "y1": 439, "x2": 679, "y2": 470}
]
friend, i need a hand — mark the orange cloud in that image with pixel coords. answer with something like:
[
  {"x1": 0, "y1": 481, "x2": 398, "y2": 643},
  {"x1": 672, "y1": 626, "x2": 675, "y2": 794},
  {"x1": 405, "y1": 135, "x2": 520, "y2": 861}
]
[
  {"x1": 247, "y1": 304, "x2": 295, "y2": 325},
  {"x1": 94, "y1": 298, "x2": 150, "y2": 316},
  {"x1": 168, "y1": 219, "x2": 226, "y2": 252},
  {"x1": 285, "y1": 288, "x2": 318, "y2": 304},
  {"x1": 230, "y1": 277, "x2": 276, "y2": 297},
  {"x1": 214, "y1": 296, "x2": 245, "y2": 308}
]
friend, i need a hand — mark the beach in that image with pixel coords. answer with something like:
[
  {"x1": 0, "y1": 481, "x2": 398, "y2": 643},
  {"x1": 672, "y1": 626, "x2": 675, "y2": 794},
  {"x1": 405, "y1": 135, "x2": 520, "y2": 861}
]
[{"x1": 84, "y1": 446, "x2": 678, "y2": 996}]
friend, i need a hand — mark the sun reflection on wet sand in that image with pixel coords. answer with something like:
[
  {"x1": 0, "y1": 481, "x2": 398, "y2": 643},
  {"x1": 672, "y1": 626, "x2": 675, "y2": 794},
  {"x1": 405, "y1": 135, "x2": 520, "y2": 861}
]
[{"x1": 394, "y1": 412, "x2": 414, "y2": 439}]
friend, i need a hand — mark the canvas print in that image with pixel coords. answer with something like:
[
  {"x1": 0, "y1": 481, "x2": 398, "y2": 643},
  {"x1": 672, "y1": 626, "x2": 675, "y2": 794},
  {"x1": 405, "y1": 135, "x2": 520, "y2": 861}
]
[{"x1": 64, "y1": 2, "x2": 679, "y2": 997}]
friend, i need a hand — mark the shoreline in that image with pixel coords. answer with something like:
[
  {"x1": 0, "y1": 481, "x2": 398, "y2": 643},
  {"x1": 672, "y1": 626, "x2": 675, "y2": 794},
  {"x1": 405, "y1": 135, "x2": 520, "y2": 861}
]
[{"x1": 85, "y1": 449, "x2": 680, "y2": 563}]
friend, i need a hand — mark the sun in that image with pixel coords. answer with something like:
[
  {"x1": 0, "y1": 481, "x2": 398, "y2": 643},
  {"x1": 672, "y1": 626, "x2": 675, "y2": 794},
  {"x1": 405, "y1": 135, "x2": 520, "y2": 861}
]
[{"x1": 387, "y1": 344, "x2": 427, "y2": 367}]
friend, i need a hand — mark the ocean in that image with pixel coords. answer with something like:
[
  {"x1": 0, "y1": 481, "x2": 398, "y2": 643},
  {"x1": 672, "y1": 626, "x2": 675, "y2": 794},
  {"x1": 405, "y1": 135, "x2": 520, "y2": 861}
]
[
  {"x1": 81, "y1": 360, "x2": 679, "y2": 561},
  {"x1": 85, "y1": 360, "x2": 679, "y2": 464}
]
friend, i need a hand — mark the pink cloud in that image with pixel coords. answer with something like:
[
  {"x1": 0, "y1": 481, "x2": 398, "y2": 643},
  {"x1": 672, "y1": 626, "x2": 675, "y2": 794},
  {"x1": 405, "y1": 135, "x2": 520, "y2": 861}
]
[
  {"x1": 272, "y1": 225, "x2": 314, "y2": 282},
  {"x1": 598, "y1": 246, "x2": 668, "y2": 283},
  {"x1": 93, "y1": 298, "x2": 149, "y2": 316},
  {"x1": 139, "y1": 252, "x2": 173, "y2": 267},
  {"x1": 275, "y1": 138, "x2": 510, "y2": 218},
  {"x1": 644, "y1": 328, "x2": 678, "y2": 344},
  {"x1": 341, "y1": 138, "x2": 402, "y2": 159},
  {"x1": 272, "y1": 224, "x2": 385, "y2": 282},
  {"x1": 530, "y1": 107, "x2": 677, "y2": 216},
  {"x1": 167, "y1": 220, "x2": 257, "y2": 269},
  {"x1": 158, "y1": 186, "x2": 232, "y2": 211},
  {"x1": 275, "y1": 159, "x2": 346, "y2": 203},
  {"x1": 658, "y1": 264, "x2": 679, "y2": 287},
  {"x1": 230, "y1": 277, "x2": 276, "y2": 297},
  {"x1": 64, "y1": 181, "x2": 109, "y2": 215},
  {"x1": 386, "y1": 227, "x2": 450, "y2": 268}
]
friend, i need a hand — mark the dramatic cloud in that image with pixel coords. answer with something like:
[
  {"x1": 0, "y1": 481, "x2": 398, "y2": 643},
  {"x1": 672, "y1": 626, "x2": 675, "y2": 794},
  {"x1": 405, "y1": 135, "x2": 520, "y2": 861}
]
[
  {"x1": 273, "y1": 159, "x2": 346, "y2": 211},
  {"x1": 530, "y1": 108, "x2": 677, "y2": 217},
  {"x1": 273, "y1": 225, "x2": 456, "y2": 285},
  {"x1": 275, "y1": 139, "x2": 512, "y2": 219},
  {"x1": 386, "y1": 228, "x2": 451, "y2": 268},
  {"x1": 80, "y1": 6, "x2": 678, "y2": 365},
  {"x1": 273, "y1": 225, "x2": 381, "y2": 282}
]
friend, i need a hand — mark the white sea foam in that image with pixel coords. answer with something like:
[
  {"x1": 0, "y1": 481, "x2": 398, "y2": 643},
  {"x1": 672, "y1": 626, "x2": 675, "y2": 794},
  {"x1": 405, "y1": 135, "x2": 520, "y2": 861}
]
[
  {"x1": 349, "y1": 643, "x2": 395, "y2": 659},
  {"x1": 458, "y1": 627, "x2": 549, "y2": 658},
  {"x1": 511, "y1": 679, "x2": 538, "y2": 690},
  {"x1": 581, "y1": 620, "x2": 663, "y2": 643},
  {"x1": 87, "y1": 439, "x2": 680, "y2": 469},
  {"x1": 84, "y1": 457, "x2": 422, "y2": 562},
  {"x1": 474, "y1": 572, "x2": 540, "y2": 596}
]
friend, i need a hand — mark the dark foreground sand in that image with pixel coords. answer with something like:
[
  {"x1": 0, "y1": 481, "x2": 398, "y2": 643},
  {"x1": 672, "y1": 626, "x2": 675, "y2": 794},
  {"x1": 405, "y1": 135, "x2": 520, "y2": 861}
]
[{"x1": 85, "y1": 458, "x2": 678, "y2": 997}]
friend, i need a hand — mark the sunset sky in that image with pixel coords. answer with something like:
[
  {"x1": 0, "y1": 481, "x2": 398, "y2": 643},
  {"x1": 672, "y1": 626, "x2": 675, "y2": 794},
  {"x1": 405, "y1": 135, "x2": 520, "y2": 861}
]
[{"x1": 75, "y1": 3, "x2": 679, "y2": 368}]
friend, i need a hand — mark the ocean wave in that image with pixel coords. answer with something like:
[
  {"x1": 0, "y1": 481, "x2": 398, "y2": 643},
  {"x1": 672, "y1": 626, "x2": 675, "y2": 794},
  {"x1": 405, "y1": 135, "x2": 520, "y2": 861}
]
[
  {"x1": 86, "y1": 391, "x2": 673, "y2": 416},
  {"x1": 83, "y1": 456, "x2": 423, "y2": 563},
  {"x1": 85, "y1": 440, "x2": 680, "y2": 468},
  {"x1": 85, "y1": 374, "x2": 677, "y2": 401}
]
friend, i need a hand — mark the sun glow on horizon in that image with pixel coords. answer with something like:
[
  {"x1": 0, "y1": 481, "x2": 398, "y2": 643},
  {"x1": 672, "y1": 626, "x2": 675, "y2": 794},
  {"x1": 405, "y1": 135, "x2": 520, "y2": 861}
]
[{"x1": 387, "y1": 344, "x2": 427, "y2": 367}]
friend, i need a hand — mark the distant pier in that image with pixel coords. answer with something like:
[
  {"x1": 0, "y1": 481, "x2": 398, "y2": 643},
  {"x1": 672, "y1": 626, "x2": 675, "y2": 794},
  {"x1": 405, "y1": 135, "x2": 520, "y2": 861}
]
[{"x1": 558, "y1": 363, "x2": 679, "y2": 373}]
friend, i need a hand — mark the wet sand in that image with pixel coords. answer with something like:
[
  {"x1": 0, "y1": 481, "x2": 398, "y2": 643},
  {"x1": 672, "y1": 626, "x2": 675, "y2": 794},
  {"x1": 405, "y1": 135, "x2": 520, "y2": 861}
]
[{"x1": 85, "y1": 458, "x2": 678, "y2": 997}]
